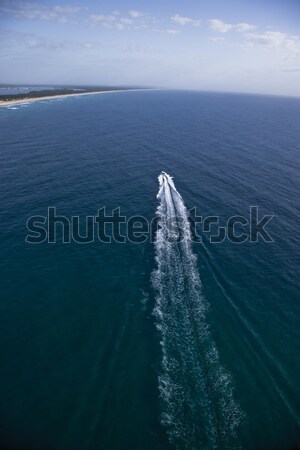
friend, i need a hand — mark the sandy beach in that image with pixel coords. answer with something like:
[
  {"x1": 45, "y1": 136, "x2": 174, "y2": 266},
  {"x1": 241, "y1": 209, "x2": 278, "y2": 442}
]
[{"x1": 0, "y1": 88, "x2": 153, "y2": 107}]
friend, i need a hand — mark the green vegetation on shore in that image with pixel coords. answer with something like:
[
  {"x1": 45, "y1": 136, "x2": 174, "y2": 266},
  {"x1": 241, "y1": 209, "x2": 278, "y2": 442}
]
[{"x1": 0, "y1": 86, "x2": 140, "y2": 102}]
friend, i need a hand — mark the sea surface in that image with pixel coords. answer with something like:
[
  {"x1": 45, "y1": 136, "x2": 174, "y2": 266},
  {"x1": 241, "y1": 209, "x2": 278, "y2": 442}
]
[{"x1": 0, "y1": 90, "x2": 299, "y2": 449}]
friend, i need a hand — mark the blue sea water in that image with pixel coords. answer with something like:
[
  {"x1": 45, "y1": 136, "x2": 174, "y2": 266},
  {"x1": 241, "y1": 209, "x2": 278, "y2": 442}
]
[{"x1": 0, "y1": 90, "x2": 299, "y2": 449}]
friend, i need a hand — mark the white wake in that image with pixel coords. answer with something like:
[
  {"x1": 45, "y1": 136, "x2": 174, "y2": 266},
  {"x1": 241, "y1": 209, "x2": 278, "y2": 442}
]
[{"x1": 152, "y1": 171, "x2": 243, "y2": 449}]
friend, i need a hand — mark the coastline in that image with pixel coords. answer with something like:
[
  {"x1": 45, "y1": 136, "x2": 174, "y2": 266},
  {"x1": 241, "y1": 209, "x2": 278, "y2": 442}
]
[{"x1": 0, "y1": 88, "x2": 155, "y2": 107}]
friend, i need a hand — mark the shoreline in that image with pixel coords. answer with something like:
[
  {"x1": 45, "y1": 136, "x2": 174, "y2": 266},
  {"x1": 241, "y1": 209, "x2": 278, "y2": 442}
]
[{"x1": 0, "y1": 88, "x2": 155, "y2": 107}]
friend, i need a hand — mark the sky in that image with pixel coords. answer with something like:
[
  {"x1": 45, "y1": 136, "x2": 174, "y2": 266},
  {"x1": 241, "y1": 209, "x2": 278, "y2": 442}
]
[{"x1": 0, "y1": 0, "x2": 299, "y2": 96}]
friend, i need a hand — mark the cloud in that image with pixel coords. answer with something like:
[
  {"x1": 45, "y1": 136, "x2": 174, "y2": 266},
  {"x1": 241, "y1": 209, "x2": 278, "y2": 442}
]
[
  {"x1": 88, "y1": 13, "x2": 119, "y2": 28},
  {"x1": 120, "y1": 18, "x2": 134, "y2": 25},
  {"x1": 151, "y1": 28, "x2": 180, "y2": 35},
  {"x1": 209, "y1": 37, "x2": 225, "y2": 43},
  {"x1": 209, "y1": 19, "x2": 256, "y2": 33},
  {"x1": 0, "y1": 28, "x2": 104, "y2": 51},
  {"x1": 0, "y1": 0, "x2": 82, "y2": 22},
  {"x1": 87, "y1": 10, "x2": 158, "y2": 31},
  {"x1": 121, "y1": 44, "x2": 157, "y2": 54},
  {"x1": 209, "y1": 19, "x2": 232, "y2": 32},
  {"x1": 281, "y1": 68, "x2": 300, "y2": 72},
  {"x1": 246, "y1": 31, "x2": 287, "y2": 47},
  {"x1": 171, "y1": 14, "x2": 201, "y2": 27},
  {"x1": 244, "y1": 31, "x2": 300, "y2": 57},
  {"x1": 234, "y1": 22, "x2": 257, "y2": 32},
  {"x1": 128, "y1": 10, "x2": 144, "y2": 18},
  {"x1": 88, "y1": 12, "x2": 141, "y2": 30},
  {"x1": 165, "y1": 29, "x2": 180, "y2": 35},
  {"x1": 88, "y1": 13, "x2": 136, "y2": 30}
]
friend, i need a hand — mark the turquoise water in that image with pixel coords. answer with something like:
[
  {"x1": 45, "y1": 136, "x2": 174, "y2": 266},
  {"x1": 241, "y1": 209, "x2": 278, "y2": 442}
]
[{"x1": 0, "y1": 90, "x2": 299, "y2": 449}]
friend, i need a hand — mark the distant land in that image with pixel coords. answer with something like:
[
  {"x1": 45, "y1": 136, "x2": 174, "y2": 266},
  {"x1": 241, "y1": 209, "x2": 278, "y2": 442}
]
[{"x1": 0, "y1": 85, "x2": 152, "y2": 107}]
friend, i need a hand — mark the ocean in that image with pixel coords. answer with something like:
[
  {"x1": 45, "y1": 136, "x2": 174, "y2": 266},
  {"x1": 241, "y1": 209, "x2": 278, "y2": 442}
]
[{"x1": 0, "y1": 90, "x2": 299, "y2": 449}]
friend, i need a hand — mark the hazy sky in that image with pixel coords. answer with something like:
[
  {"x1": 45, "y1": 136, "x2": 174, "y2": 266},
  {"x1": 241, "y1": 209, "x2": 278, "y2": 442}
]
[{"x1": 0, "y1": 0, "x2": 299, "y2": 96}]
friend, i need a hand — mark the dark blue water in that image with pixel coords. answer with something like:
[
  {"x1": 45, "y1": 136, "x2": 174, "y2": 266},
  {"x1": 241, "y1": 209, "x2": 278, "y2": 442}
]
[{"x1": 0, "y1": 90, "x2": 299, "y2": 449}]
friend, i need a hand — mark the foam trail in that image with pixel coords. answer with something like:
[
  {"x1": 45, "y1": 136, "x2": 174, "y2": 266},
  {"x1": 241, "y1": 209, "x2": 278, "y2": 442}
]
[{"x1": 152, "y1": 172, "x2": 243, "y2": 449}]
